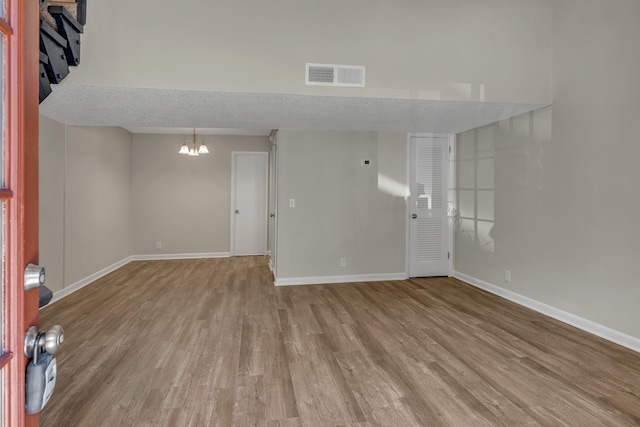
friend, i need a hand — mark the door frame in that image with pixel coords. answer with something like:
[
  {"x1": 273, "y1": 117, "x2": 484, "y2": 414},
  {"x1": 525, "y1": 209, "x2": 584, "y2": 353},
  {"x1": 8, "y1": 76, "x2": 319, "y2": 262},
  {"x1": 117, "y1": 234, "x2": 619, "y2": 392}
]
[
  {"x1": 267, "y1": 131, "x2": 278, "y2": 274},
  {"x1": 230, "y1": 151, "x2": 269, "y2": 256},
  {"x1": 405, "y1": 133, "x2": 456, "y2": 278}
]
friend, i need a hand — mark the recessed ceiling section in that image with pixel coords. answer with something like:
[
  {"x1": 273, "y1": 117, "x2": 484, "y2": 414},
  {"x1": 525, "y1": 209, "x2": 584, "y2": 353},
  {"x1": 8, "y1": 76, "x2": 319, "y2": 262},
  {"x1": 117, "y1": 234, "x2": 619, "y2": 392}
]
[
  {"x1": 123, "y1": 127, "x2": 271, "y2": 136},
  {"x1": 39, "y1": 85, "x2": 548, "y2": 134}
]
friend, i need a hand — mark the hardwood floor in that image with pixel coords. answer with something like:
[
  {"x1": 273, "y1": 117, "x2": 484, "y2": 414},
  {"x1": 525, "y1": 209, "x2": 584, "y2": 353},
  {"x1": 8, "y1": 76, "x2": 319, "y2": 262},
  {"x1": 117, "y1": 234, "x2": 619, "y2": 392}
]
[{"x1": 40, "y1": 257, "x2": 640, "y2": 426}]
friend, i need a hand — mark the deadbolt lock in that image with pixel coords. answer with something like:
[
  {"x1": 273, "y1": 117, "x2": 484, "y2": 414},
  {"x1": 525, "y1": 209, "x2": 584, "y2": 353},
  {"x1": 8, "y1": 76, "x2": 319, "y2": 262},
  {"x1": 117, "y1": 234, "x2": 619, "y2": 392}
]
[{"x1": 24, "y1": 263, "x2": 46, "y2": 292}]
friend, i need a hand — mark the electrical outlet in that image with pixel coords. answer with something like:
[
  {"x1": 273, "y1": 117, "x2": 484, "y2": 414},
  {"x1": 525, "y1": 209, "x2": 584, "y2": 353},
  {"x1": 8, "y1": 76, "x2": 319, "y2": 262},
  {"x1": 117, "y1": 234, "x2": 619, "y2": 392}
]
[
  {"x1": 289, "y1": 198, "x2": 296, "y2": 208},
  {"x1": 340, "y1": 257, "x2": 347, "y2": 267},
  {"x1": 156, "y1": 241, "x2": 162, "y2": 250},
  {"x1": 504, "y1": 270, "x2": 511, "y2": 283}
]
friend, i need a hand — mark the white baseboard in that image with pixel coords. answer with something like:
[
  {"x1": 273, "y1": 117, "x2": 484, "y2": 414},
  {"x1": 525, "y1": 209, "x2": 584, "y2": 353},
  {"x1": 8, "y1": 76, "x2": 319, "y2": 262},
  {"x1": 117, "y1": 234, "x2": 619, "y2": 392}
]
[
  {"x1": 47, "y1": 253, "x2": 231, "y2": 306},
  {"x1": 131, "y1": 252, "x2": 231, "y2": 261},
  {"x1": 275, "y1": 273, "x2": 407, "y2": 287},
  {"x1": 48, "y1": 256, "x2": 133, "y2": 306},
  {"x1": 453, "y1": 271, "x2": 640, "y2": 354}
]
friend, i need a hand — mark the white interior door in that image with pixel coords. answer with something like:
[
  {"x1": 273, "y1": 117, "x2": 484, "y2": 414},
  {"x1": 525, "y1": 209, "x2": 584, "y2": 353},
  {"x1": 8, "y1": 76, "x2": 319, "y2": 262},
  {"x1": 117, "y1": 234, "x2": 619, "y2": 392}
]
[
  {"x1": 232, "y1": 152, "x2": 268, "y2": 255},
  {"x1": 409, "y1": 136, "x2": 450, "y2": 277}
]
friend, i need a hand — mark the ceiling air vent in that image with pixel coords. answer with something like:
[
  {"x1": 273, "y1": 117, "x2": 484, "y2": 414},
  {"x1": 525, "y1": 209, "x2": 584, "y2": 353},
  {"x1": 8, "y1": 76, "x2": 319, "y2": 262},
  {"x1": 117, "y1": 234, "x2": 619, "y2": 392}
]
[{"x1": 305, "y1": 63, "x2": 365, "y2": 87}]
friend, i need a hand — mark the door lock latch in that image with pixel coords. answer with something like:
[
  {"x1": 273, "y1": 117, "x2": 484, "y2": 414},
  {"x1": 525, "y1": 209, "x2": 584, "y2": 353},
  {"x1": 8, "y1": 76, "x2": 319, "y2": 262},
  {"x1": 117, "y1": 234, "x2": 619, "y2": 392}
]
[{"x1": 24, "y1": 263, "x2": 46, "y2": 292}]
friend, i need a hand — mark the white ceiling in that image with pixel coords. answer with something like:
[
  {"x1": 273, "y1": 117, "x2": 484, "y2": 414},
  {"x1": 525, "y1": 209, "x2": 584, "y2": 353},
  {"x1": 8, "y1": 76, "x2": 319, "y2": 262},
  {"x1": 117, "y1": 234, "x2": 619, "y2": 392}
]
[{"x1": 39, "y1": 85, "x2": 547, "y2": 135}]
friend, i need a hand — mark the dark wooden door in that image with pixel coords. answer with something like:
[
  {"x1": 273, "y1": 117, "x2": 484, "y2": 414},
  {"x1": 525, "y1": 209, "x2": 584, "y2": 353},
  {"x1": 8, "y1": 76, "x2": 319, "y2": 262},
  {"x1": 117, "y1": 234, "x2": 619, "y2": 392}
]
[{"x1": 1, "y1": 0, "x2": 40, "y2": 425}]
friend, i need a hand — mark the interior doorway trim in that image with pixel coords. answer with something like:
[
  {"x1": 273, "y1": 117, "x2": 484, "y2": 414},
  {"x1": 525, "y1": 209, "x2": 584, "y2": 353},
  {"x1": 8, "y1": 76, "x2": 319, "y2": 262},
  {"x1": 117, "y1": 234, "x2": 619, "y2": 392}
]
[{"x1": 268, "y1": 130, "x2": 279, "y2": 275}]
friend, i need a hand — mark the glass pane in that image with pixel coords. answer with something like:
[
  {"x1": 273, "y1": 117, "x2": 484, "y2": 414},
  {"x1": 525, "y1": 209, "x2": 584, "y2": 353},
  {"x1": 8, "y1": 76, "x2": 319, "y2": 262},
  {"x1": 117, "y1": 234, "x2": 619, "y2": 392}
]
[
  {"x1": 0, "y1": 202, "x2": 4, "y2": 351},
  {"x1": 0, "y1": 369, "x2": 4, "y2": 427},
  {"x1": 0, "y1": 35, "x2": 4, "y2": 187}
]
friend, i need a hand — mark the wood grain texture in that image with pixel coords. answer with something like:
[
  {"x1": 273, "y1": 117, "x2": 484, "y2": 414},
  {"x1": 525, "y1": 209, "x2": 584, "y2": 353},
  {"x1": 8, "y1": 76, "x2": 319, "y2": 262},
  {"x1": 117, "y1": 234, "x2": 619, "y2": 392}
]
[{"x1": 40, "y1": 257, "x2": 640, "y2": 426}]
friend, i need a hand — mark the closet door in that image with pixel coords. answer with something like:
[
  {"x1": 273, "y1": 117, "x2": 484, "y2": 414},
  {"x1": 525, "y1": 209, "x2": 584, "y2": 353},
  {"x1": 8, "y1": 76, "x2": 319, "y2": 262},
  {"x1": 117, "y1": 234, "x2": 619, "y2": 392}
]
[{"x1": 409, "y1": 136, "x2": 450, "y2": 277}]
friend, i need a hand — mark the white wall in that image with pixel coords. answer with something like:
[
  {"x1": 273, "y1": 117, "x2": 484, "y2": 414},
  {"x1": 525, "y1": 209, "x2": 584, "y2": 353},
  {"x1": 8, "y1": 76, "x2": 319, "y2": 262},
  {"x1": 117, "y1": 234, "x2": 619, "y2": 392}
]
[
  {"x1": 68, "y1": 0, "x2": 552, "y2": 104},
  {"x1": 276, "y1": 130, "x2": 407, "y2": 280},
  {"x1": 39, "y1": 118, "x2": 133, "y2": 291},
  {"x1": 454, "y1": 0, "x2": 640, "y2": 341},
  {"x1": 131, "y1": 134, "x2": 270, "y2": 256}
]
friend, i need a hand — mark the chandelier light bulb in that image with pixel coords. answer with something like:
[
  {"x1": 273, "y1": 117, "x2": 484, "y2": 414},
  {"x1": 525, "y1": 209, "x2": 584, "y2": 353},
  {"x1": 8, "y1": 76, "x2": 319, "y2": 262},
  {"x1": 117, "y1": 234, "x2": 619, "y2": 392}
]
[{"x1": 179, "y1": 128, "x2": 209, "y2": 156}]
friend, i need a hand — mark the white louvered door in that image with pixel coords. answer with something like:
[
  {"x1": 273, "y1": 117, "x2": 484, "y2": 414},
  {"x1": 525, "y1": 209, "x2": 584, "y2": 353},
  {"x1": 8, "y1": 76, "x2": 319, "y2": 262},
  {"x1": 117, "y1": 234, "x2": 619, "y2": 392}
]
[{"x1": 409, "y1": 136, "x2": 450, "y2": 277}]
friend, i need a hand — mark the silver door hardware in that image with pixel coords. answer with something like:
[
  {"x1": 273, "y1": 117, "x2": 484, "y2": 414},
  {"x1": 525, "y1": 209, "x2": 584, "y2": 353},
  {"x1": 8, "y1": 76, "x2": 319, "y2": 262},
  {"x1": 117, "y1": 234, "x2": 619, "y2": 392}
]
[
  {"x1": 24, "y1": 325, "x2": 64, "y2": 414},
  {"x1": 24, "y1": 325, "x2": 64, "y2": 359},
  {"x1": 270, "y1": 213, "x2": 275, "y2": 218},
  {"x1": 412, "y1": 214, "x2": 418, "y2": 219},
  {"x1": 44, "y1": 325, "x2": 65, "y2": 355},
  {"x1": 235, "y1": 209, "x2": 240, "y2": 214},
  {"x1": 24, "y1": 263, "x2": 46, "y2": 291}
]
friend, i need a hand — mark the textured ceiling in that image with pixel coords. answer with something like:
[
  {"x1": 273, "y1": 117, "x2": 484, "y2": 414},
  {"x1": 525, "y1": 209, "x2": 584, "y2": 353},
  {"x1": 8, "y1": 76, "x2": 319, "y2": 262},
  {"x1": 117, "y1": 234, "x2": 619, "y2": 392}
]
[
  {"x1": 122, "y1": 127, "x2": 271, "y2": 136},
  {"x1": 39, "y1": 85, "x2": 547, "y2": 135}
]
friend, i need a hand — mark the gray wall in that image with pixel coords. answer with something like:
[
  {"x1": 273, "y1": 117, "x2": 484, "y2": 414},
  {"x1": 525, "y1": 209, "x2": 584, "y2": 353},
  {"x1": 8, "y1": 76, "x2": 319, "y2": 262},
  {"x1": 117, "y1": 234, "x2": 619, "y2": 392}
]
[
  {"x1": 39, "y1": 117, "x2": 66, "y2": 293},
  {"x1": 276, "y1": 130, "x2": 407, "y2": 279},
  {"x1": 39, "y1": 118, "x2": 133, "y2": 291},
  {"x1": 64, "y1": 126, "x2": 133, "y2": 285},
  {"x1": 69, "y1": 0, "x2": 552, "y2": 104},
  {"x1": 40, "y1": 124, "x2": 270, "y2": 291},
  {"x1": 454, "y1": 0, "x2": 640, "y2": 339},
  {"x1": 131, "y1": 134, "x2": 270, "y2": 256}
]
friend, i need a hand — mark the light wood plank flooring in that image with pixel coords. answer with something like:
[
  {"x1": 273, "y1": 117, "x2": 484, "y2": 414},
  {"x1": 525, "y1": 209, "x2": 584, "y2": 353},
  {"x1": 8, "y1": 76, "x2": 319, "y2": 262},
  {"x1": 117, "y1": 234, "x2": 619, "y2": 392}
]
[{"x1": 40, "y1": 257, "x2": 640, "y2": 426}]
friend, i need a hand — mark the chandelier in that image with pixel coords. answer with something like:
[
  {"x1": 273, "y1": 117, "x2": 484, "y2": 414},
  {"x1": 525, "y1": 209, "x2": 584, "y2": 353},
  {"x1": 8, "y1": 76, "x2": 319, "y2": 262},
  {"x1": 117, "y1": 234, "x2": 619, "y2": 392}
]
[{"x1": 179, "y1": 128, "x2": 209, "y2": 156}]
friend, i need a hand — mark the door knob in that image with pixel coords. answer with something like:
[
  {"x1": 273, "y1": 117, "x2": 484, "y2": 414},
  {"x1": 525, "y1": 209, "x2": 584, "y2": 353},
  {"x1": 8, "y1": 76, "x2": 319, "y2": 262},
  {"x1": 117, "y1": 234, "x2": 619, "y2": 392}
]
[
  {"x1": 24, "y1": 325, "x2": 64, "y2": 358},
  {"x1": 44, "y1": 325, "x2": 65, "y2": 355},
  {"x1": 412, "y1": 214, "x2": 418, "y2": 219},
  {"x1": 235, "y1": 209, "x2": 240, "y2": 214}
]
